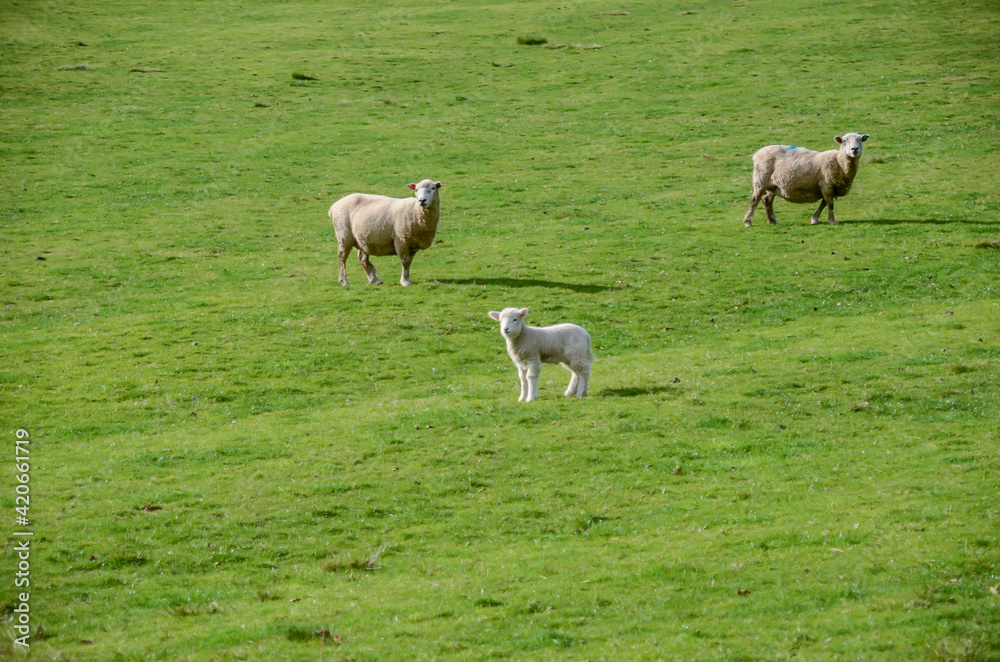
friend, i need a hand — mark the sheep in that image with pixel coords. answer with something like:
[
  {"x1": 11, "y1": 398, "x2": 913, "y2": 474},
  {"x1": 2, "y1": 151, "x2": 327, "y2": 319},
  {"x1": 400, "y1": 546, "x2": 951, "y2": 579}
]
[
  {"x1": 743, "y1": 133, "x2": 870, "y2": 227},
  {"x1": 329, "y1": 179, "x2": 443, "y2": 286},
  {"x1": 488, "y1": 307, "x2": 593, "y2": 402}
]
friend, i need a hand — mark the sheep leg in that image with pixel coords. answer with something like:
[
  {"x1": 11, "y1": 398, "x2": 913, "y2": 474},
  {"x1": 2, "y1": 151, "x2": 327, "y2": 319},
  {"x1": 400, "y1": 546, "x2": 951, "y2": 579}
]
[
  {"x1": 524, "y1": 362, "x2": 541, "y2": 402},
  {"x1": 563, "y1": 363, "x2": 579, "y2": 397},
  {"x1": 743, "y1": 188, "x2": 766, "y2": 227},
  {"x1": 337, "y1": 244, "x2": 352, "y2": 286},
  {"x1": 517, "y1": 366, "x2": 529, "y2": 402},
  {"x1": 575, "y1": 367, "x2": 590, "y2": 397},
  {"x1": 395, "y1": 242, "x2": 416, "y2": 286},
  {"x1": 399, "y1": 253, "x2": 414, "y2": 287},
  {"x1": 562, "y1": 362, "x2": 589, "y2": 397},
  {"x1": 811, "y1": 199, "x2": 833, "y2": 225},
  {"x1": 763, "y1": 191, "x2": 777, "y2": 224},
  {"x1": 357, "y1": 251, "x2": 383, "y2": 285}
]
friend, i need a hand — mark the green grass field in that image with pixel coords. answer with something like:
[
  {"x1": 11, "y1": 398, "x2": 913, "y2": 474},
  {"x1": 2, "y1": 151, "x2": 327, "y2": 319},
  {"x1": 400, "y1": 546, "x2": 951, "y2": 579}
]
[{"x1": 2, "y1": 0, "x2": 999, "y2": 659}]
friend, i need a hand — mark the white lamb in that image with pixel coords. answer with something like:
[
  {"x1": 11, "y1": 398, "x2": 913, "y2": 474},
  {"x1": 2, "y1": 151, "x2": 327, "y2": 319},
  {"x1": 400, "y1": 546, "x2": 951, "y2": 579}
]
[
  {"x1": 488, "y1": 307, "x2": 593, "y2": 402},
  {"x1": 743, "y1": 133, "x2": 870, "y2": 227},
  {"x1": 329, "y1": 179, "x2": 443, "y2": 286}
]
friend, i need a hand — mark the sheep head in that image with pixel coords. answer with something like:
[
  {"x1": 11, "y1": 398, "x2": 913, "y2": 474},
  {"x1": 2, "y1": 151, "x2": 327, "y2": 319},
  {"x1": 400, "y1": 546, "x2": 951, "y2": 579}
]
[
  {"x1": 835, "y1": 133, "x2": 870, "y2": 159},
  {"x1": 408, "y1": 180, "x2": 443, "y2": 208},
  {"x1": 488, "y1": 308, "x2": 529, "y2": 339}
]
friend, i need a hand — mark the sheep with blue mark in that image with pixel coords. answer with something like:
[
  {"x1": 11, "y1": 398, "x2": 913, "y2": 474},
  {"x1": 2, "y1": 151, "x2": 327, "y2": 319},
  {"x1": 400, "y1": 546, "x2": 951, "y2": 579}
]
[{"x1": 743, "y1": 133, "x2": 870, "y2": 227}]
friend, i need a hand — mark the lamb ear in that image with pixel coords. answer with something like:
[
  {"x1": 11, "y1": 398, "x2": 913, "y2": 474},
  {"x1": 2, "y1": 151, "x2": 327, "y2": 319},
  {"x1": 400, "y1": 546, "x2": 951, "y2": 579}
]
[
  {"x1": 488, "y1": 311, "x2": 501, "y2": 321},
  {"x1": 435, "y1": 181, "x2": 442, "y2": 189},
  {"x1": 835, "y1": 135, "x2": 844, "y2": 144},
  {"x1": 519, "y1": 308, "x2": 529, "y2": 318},
  {"x1": 861, "y1": 134, "x2": 870, "y2": 142},
  {"x1": 408, "y1": 183, "x2": 417, "y2": 190}
]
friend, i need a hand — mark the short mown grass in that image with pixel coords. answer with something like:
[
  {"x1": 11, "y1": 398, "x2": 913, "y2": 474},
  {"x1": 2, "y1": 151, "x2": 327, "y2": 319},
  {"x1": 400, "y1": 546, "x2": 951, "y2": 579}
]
[{"x1": 2, "y1": 0, "x2": 1000, "y2": 660}]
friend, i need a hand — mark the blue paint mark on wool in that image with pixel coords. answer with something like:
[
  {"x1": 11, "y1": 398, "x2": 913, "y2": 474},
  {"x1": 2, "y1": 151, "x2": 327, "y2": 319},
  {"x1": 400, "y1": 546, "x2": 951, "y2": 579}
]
[{"x1": 788, "y1": 145, "x2": 797, "y2": 149}]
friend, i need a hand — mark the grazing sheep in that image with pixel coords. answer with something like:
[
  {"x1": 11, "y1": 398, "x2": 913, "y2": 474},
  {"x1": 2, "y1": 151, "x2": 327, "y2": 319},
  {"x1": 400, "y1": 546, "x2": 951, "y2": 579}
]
[
  {"x1": 329, "y1": 179, "x2": 443, "y2": 286},
  {"x1": 488, "y1": 307, "x2": 593, "y2": 402},
  {"x1": 743, "y1": 133, "x2": 870, "y2": 227}
]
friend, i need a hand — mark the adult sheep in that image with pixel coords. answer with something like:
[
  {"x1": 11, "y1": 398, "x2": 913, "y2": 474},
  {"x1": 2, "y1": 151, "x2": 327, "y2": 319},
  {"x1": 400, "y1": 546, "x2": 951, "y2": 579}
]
[
  {"x1": 488, "y1": 307, "x2": 593, "y2": 402},
  {"x1": 329, "y1": 179, "x2": 443, "y2": 286},
  {"x1": 743, "y1": 133, "x2": 870, "y2": 227}
]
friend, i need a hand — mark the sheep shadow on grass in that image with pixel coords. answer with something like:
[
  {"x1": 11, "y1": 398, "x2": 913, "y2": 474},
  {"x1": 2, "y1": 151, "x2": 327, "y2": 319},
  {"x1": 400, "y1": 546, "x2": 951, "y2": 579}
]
[
  {"x1": 434, "y1": 278, "x2": 616, "y2": 293},
  {"x1": 845, "y1": 218, "x2": 999, "y2": 226},
  {"x1": 599, "y1": 385, "x2": 677, "y2": 398}
]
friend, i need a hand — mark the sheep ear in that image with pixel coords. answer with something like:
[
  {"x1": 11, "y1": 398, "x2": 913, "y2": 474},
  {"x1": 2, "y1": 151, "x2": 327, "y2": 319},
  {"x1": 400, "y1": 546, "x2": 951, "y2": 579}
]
[
  {"x1": 519, "y1": 308, "x2": 529, "y2": 318},
  {"x1": 488, "y1": 311, "x2": 501, "y2": 321},
  {"x1": 861, "y1": 134, "x2": 870, "y2": 142},
  {"x1": 435, "y1": 181, "x2": 442, "y2": 189},
  {"x1": 835, "y1": 136, "x2": 844, "y2": 144},
  {"x1": 407, "y1": 183, "x2": 417, "y2": 190}
]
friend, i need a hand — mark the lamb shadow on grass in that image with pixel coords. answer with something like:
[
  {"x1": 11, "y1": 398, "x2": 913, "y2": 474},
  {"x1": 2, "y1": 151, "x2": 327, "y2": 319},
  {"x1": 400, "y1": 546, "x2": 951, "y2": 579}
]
[
  {"x1": 600, "y1": 385, "x2": 677, "y2": 398},
  {"x1": 433, "y1": 278, "x2": 616, "y2": 293}
]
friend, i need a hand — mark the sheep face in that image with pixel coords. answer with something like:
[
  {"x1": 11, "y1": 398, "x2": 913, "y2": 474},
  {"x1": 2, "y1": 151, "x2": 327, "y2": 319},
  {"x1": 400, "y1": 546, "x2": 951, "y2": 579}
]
[
  {"x1": 835, "y1": 133, "x2": 870, "y2": 159},
  {"x1": 408, "y1": 179, "x2": 443, "y2": 208},
  {"x1": 488, "y1": 308, "x2": 529, "y2": 340}
]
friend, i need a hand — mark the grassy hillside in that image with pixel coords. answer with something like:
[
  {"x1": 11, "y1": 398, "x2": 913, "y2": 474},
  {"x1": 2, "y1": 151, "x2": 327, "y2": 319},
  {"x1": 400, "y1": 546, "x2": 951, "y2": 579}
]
[{"x1": 2, "y1": 0, "x2": 999, "y2": 659}]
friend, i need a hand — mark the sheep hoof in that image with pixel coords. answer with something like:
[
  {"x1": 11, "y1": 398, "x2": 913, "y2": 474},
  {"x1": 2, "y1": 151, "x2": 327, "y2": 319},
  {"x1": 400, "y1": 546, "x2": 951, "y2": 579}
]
[
  {"x1": 828, "y1": 219, "x2": 838, "y2": 225},
  {"x1": 744, "y1": 220, "x2": 752, "y2": 228},
  {"x1": 339, "y1": 279, "x2": 350, "y2": 286},
  {"x1": 810, "y1": 217, "x2": 821, "y2": 225},
  {"x1": 400, "y1": 279, "x2": 412, "y2": 287}
]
